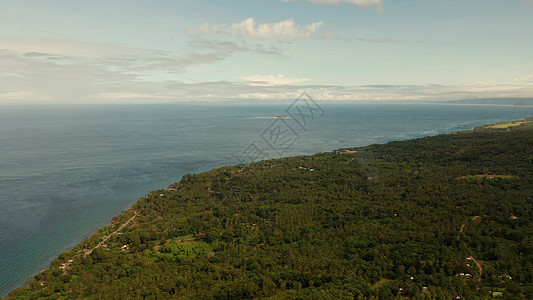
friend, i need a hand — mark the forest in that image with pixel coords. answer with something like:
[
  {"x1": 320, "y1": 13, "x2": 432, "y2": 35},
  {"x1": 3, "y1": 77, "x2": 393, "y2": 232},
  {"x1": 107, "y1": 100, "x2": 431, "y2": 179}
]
[{"x1": 6, "y1": 119, "x2": 533, "y2": 299}]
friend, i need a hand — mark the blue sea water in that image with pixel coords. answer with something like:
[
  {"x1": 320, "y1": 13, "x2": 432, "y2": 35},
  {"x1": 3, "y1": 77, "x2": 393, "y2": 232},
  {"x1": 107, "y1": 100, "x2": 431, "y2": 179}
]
[{"x1": 0, "y1": 102, "x2": 532, "y2": 296}]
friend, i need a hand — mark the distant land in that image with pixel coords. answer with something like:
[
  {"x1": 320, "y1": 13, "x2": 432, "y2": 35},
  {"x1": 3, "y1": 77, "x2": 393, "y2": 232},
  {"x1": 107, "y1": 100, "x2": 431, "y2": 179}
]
[
  {"x1": 442, "y1": 98, "x2": 533, "y2": 106},
  {"x1": 6, "y1": 119, "x2": 533, "y2": 299}
]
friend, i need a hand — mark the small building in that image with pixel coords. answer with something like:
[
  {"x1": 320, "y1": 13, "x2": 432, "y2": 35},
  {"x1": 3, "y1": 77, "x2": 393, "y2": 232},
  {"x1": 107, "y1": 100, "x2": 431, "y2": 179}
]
[{"x1": 500, "y1": 274, "x2": 512, "y2": 280}]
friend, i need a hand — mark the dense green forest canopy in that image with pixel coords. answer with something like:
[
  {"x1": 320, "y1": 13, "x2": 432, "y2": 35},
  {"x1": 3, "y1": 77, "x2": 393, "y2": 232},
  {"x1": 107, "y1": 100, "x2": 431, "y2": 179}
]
[{"x1": 7, "y1": 119, "x2": 533, "y2": 299}]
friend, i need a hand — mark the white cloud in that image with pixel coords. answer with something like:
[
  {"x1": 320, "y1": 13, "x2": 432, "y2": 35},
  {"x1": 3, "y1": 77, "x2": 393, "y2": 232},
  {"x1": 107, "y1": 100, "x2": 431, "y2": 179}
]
[
  {"x1": 283, "y1": 0, "x2": 383, "y2": 11},
  {"x1": 189, "y1": 18, "x2": 332, "y2": 39},
  {"x1": 241, "y1": 74, "x2": 309, "y2": 86}
]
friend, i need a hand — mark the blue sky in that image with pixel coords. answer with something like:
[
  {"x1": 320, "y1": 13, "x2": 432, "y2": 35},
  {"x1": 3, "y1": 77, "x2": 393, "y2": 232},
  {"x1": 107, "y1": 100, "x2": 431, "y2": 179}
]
[{"x1": 1, "y1": 0, "x2": 533, "y2": 103}]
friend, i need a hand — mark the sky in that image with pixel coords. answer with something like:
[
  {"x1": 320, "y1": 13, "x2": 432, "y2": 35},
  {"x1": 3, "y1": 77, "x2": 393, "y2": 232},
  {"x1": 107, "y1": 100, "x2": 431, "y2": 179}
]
[{"x1": 1, "y1": 0, "x2": 533, "y2": 104}]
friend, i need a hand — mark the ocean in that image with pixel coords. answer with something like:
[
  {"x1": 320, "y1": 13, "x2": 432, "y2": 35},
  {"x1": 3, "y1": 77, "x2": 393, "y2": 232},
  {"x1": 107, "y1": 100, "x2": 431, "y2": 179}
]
[{"x1": 1, "y1": 102, "x2": 532, "y2": 296}]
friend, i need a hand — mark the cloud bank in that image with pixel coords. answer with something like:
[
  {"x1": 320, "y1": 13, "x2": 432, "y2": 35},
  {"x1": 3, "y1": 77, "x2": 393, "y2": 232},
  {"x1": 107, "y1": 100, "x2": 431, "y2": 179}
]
[
  {"x1": 189, "y1": 18, "x2": 332, "y2": 39},
  {"x1": 2, "y1": 37, "x2": 533, "y2": 104}
]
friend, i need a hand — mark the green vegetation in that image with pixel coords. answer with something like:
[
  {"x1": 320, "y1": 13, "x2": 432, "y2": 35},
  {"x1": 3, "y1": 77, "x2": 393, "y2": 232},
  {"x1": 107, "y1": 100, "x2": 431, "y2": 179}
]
[{"x1": 6, "y1": 119, "x2": 533, "y2": 299}]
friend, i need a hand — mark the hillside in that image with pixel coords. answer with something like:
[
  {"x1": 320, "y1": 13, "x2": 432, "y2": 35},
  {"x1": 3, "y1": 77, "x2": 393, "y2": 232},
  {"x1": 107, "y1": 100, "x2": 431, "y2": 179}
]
[{"x1": 6, "y1": 119, "x2": 533, "y2": 299}]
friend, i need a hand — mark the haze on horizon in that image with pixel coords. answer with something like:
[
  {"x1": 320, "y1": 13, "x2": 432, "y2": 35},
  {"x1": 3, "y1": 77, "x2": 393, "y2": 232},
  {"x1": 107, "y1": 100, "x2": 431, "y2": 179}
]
[{"x1": 1, "y1": 0, "x2": 533, "y2": 104}]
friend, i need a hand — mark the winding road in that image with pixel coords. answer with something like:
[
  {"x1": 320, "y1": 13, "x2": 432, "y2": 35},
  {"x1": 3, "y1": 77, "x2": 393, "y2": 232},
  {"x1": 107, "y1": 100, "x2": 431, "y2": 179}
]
[
  {"x1": 468, "y1": 256, "x2": 483, "y2": 282},
  {"x1": 457, "y1": 218, "x2": 483, "y2": 285}
]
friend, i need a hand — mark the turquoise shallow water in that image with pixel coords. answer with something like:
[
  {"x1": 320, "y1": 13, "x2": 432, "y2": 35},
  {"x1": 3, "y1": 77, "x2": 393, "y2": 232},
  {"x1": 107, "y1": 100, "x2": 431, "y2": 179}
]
[{"x1": 1, "y1": 102, "x2": 532, "y2": 296}]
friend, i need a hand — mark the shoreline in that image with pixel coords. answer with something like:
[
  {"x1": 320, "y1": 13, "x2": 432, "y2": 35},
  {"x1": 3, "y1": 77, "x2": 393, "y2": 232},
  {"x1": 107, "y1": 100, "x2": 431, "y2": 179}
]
[{"x1": 4, "y1": 117, "x2": 532, "y2": 297}]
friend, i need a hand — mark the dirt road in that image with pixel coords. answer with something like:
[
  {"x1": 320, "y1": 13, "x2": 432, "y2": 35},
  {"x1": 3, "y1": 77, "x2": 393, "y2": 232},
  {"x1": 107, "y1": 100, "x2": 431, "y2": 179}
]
[
  {"x1": 468, "y1": 256, "x2": 483, "y2": 282},
  {"x1": 85, "y1": 211, "x2": 138, "y2": 256}
]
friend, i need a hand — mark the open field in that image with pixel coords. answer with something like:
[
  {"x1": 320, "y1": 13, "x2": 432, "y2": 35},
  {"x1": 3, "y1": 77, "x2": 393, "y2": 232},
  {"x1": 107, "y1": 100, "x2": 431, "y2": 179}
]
[{"x1": 485, "y1": 121, "x2": 526, "y2": 129}]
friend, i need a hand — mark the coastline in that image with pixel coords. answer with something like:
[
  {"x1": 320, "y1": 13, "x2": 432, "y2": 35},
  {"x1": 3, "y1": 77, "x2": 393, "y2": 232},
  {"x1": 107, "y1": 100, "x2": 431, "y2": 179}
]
[{"x1": 3, "y1": 115, "x2": 533, "y2": 297}]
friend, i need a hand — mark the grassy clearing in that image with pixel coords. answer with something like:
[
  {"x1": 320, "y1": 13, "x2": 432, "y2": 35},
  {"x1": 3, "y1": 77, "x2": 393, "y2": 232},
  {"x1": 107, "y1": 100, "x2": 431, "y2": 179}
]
[{"x1": 485, "y1": 121, "x2": 525, "y2": 129}]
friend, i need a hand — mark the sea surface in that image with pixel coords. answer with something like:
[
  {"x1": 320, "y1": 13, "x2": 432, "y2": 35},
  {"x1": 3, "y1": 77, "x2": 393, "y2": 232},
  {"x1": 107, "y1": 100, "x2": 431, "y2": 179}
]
[{"x1": 1, "y1": 102, "x2": 532, "y2": 296}]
